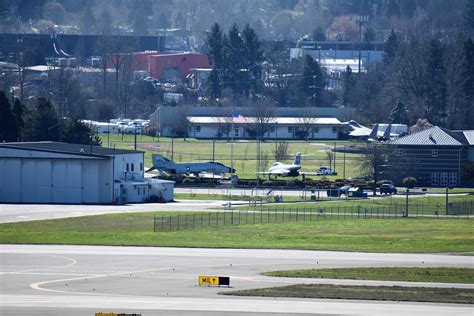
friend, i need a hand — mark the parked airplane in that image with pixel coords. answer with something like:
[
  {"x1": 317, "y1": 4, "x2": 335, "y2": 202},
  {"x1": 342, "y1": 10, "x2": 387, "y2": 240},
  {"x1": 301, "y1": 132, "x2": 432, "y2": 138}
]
[
  {"x1": 258, "y1": 152, "x2": 302, "y2": 177},
  {"x1": 147, "y1": 154, "x2": 235, "y2": 176}
]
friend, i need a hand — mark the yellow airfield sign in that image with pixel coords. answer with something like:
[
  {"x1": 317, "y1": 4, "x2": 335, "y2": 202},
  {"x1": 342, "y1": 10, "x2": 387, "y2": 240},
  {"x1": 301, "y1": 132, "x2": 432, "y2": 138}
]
[{"x1": 199, "y1": 275, "x2": 219, "y2": 286}]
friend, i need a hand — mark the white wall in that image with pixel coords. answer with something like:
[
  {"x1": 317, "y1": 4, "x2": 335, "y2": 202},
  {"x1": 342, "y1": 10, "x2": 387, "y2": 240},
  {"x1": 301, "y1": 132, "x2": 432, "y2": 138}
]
[{"x1": 113, "y1": 153, "x2": 145, "y2": 181}]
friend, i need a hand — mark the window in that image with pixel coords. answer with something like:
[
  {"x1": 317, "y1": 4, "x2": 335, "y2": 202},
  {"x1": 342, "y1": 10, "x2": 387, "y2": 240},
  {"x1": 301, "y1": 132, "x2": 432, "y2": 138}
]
[
  {"x1": 313, "y1": 127, "x2": 319, "y2": 133},
  {"x1": 395, "y1": 149, "x2": 403, "y2": 157},
  {"x1": 126, "y1": 163, "x2": 129, "y2": 172},
  {"x1": 432, "y1": 149, "x2": 439, "y2": 158},
  {"x1": 431, "y1": 172, "x2": 440, "y2": 186},
  {"x1": 234, "y1": 127, "x2": 240, "y2": 137},
  {"x1": 195, "y1": 126, "x2": 201, "y2": 133},
  {"x1": 332, "y1": 127, "x2": 337, "y2": 133},
  {"x1": 449, "y1": 173, "x2": 458, "y2": 186},
  {"x1": 131, "y1": 163, "x2": 134, "y2": 172},
  {"x1": 288, "y1": 127, "x2": 294, "y2": 133},
  {"x1": 140, "y1": 162, "x2": 143, "y2": 171}
]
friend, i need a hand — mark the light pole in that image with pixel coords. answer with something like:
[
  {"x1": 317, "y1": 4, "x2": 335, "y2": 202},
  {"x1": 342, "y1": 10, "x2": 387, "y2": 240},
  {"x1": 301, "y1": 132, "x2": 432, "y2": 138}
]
[{"x1": 356, "y1": 16, "x2": 369, "y2": 74}]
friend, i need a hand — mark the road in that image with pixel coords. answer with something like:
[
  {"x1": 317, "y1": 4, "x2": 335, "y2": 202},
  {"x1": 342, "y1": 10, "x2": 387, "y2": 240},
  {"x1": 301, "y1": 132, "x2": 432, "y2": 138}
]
[
  {"x1": 1, "y1": 245, "x2": 473, "y2": 315},
  {"x1": 0, "y1": 200, "x2": 224, "y2": 224}
]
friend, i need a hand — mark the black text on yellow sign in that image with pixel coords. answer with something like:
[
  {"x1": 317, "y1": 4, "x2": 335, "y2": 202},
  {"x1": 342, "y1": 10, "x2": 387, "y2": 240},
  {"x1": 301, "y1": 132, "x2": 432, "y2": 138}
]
[{"x1": 199, "y1": 275, "x2": 230, "y2": 287}]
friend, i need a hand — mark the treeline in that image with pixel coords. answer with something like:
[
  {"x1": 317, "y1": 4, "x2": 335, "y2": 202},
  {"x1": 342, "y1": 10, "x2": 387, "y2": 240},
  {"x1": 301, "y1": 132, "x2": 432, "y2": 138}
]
[
  {"x1": 341, "y1": 29, "x2": 474, "y2": 129},
  {"x1": 1, "y1": 0, "x2": 468, "y2": 40},
  {"x1": 0, "y1": 91, "x2": 101, "y2": 144}
]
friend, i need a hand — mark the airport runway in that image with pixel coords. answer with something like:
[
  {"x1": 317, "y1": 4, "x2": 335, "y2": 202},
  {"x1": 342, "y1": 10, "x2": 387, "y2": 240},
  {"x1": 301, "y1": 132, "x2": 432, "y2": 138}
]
[{"x1": 1, "y1": 245, "x2": 473, "y2": 315}]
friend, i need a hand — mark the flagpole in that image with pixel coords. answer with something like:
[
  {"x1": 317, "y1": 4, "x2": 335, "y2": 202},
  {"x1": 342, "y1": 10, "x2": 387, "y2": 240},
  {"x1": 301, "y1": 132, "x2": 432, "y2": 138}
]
[{"x1": 231, "y1": 114, "x2": 234, "y2": 186}]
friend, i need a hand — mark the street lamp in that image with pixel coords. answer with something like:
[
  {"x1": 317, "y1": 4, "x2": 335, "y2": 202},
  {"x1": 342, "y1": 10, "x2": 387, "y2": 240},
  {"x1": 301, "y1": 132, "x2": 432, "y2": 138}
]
[{"x1": 356, "y1": 16, "x2": 369, "y2": 74}]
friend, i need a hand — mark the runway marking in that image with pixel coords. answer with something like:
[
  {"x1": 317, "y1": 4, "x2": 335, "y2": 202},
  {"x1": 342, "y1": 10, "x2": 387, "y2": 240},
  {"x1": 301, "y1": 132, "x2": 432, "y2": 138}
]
[
  {"x1": 29, "y1": 264, "x2": 206, "y2": 296},
  {"x1": 1, "y1": 254, "x2": 77, "y2": 275}
]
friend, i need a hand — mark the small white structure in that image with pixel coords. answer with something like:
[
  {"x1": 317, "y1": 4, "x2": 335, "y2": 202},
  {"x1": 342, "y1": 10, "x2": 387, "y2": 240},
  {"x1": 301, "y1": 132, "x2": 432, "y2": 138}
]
[{"x1": 0, "y1": 142, "x2": 174, "y2": 204}]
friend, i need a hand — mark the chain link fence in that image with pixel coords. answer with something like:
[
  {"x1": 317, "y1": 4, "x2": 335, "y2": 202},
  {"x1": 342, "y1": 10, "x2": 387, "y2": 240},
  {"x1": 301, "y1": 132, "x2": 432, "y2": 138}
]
[{"x1": 153, "y1": 200, "x2": 473, "y2": 232}]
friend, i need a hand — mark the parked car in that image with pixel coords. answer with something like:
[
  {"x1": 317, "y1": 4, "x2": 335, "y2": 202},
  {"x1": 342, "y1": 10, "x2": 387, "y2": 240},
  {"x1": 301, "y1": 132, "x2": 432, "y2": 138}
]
[
  {"x1": 316, "y1": 166, "x2": 337, "y2": 175},
  {"x1": 379, "y1": 183, "x2": 397, "y2": 194}
]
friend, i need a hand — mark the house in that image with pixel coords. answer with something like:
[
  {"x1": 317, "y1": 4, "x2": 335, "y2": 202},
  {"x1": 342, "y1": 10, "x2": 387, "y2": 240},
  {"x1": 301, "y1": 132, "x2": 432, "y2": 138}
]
[
  {"x1": 0, "y1": 142, "x2": 174, "y2": 204},
  {"x1": 386, "y1": 127, "x2": 473, "y2": 187}
]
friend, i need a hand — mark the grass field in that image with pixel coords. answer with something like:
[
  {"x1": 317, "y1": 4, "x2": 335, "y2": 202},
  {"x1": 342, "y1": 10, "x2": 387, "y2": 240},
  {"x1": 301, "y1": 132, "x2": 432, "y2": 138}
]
[
  {"x1": 0, "y1": 216, "x2": 472, "y2": 253},
  {"x1": 102, "y1": 134, "x2": 366, "y2": 180},
  {"x1": 264, "y1": 267, "x2": 474, "y2": 284},
  {"x1": 222, "y1": 284, "x2": 474, "y2": 304}
]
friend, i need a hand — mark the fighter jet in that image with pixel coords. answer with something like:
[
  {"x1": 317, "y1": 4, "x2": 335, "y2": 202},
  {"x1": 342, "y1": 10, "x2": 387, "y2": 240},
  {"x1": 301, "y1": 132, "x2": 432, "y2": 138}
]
[
  {"x1": 147, "y1": 154, "x2": 235, "y2": 176},
  {"x1": 258, "y1": 153, "x2": 302, "y2": 177}
]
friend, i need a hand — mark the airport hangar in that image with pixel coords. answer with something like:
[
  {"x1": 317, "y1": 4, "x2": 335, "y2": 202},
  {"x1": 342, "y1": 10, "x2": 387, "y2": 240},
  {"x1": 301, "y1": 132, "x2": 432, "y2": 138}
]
[{"x1": 0, "y1": 142, "x2": 174, "y2": 204}]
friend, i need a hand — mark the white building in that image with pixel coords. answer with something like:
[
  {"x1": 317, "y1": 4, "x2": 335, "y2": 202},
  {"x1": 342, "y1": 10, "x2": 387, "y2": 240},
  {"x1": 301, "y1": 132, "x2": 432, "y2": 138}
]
[
  {"x1": 187, "y1": 116, "x2": 341, "y2": 140},
  {"x1": 0, "y1": 142, "x2": 174, "y2": 204}
]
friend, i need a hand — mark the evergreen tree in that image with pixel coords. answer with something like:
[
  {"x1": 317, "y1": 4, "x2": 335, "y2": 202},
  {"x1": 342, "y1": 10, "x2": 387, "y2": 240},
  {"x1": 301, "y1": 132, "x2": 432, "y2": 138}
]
[
  {"x1": 223, "y1": 23, "x2": 245, "y2": 95},
  {"x1": 299, "y1": 55, "x2": 325, "y2": 106},
  {"x1": 390, "y1": 100, "x2": 409, "y2": 124},
  {"x1": 80, "y1": 6, "x2": 96, "y2": 34},
  {"x1": 460, "y1": 38, "x2": 474, "y2": 128},
  {"x1": 242, "y1": 24, "x2": 264, "y2": 94},
  {"x1": 382, "y1": 0, "x2": 400, "y2": 16},
  {"x1": 383, "y1": 29, "x2": 399, "y2": 65},
  {"x1": 340, "y1": 65, "x2": 354, "y2": 106},
  {"x1": 12, "y1": 98, "x2": 25, "y2": 141},
  {"x1": 425, "y1": 39, "x2": 447, "y2": 127},
  {"x1": 0, "y1": 91, "x2": 18, "y2": 142},
  {"x1": 62, "y1": 117, "x2": 101, "y2": 145},
  {"x1": 205, "y1": 23, "x2": 224, "y2": 99},
  {"x1": 22, "y1": 97, "x2": 59, "y2": 142},
  {"x1": 465, "y1": 0, "x2": 474, "y2": 28}
]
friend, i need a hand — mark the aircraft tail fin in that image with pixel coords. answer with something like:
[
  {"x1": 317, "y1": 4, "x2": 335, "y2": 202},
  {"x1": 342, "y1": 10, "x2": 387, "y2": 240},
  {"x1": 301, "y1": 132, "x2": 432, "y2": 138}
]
[
  {"x1": 293, "y1": 152, "x2": 302, "y2": 166},
  {"x1": 369, "y1": 124, "x2": 379, "y2": 140},
  {"x1": 383, "y1": 124, "x2": 392, "y2": 139}
]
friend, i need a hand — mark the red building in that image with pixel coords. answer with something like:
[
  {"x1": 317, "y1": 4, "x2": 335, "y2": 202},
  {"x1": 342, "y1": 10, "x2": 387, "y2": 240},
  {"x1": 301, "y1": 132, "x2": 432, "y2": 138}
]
[{"x1": 148, "y1": 53, "x2": 211, "y2": 81}]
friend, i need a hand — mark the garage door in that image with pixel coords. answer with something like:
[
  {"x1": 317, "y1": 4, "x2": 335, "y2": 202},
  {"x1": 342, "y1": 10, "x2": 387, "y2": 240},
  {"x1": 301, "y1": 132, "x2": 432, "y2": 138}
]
[{"x1": 0, "y1": 159, "x2": 21, "y2": 202}]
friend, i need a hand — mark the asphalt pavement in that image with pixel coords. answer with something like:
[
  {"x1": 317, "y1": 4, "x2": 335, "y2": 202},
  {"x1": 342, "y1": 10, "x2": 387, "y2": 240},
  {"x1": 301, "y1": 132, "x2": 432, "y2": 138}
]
[{"x1": 1, "y1": 245, "x2": 473, "y2": 315}]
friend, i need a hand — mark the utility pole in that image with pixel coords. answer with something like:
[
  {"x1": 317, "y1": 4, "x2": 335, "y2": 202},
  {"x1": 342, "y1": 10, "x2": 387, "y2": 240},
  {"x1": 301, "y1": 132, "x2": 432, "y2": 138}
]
[{"x1": 356, "y1": 16, "x2": 369, "y2": 74}]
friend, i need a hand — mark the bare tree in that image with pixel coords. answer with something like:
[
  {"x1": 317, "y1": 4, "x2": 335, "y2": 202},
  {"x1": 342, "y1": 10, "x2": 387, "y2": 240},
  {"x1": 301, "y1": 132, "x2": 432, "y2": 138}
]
[
  {"x1": 360, "y1": 144, "x2": 390, "y2": 196},
  {"x1": 168, "y1": 103, "x2": 192, "y2": 140},
  {"x1": 296, "y1": 105, "x2": 316, "y2": 140},
  {"x1": 272, "y1": 140, "x2": 289, "y2": 162},
  {"x1": 247, "y1": 98, "x2": 276, "y2": 139},
  {"x1": 324, "y1": 149, "x2": 335, "y2": 170},
  {"x1": 213, "y1": 107, "x2": 233, "y2": 139}
]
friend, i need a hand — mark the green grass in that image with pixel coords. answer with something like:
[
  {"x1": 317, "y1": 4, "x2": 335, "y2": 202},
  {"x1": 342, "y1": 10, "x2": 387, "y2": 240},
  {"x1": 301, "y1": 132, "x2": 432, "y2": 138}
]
[
  {"x1": 0, "y1": 215, "x2": 473, "y2": 253},
  {"x1": 101, "y1": 134, "x2": 365, "y2": 180},
  {"x1": 264, "y1": 267, "x2": 474, "y2": 284},
  {"x1": 221, "y1": 284, "x2": 474, "y2": 304},
  {"x1": 231, "y1": 194, "x2": 474, "y2": 215}
]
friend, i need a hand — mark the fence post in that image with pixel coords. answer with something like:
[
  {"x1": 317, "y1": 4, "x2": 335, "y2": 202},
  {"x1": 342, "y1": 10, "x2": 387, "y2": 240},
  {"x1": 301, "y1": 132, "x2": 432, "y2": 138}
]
[
  {"x1": 153, "y1": 215, "x2": 156, "y2": 232},
  {"x1": 193, "y1": 214, "x2": 196, "y2": 229}
]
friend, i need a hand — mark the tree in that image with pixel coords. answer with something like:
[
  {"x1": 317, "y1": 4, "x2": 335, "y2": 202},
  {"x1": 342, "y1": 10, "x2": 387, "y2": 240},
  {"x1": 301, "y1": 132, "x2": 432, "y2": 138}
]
[
  {"x1": 465, "y1": 0, "x2": 474, "y2": 28},
  {"x1": 383, "y1": 30, "x2": 399, "y2": 65},
  {"x1": 42, "y1": 1, "x2": 67, "y2": 25},
  {"x1": 360, "y1": 144, "x2": 389, "y2": 196},
  {"x1": 390, "y1": 100, "x2": 409, "y2": 124},
  {"x1": 241, "y1": 24, "x2": 264, "y2": 95},
  {"x1": 299, "y1": 54, "x2": 325, "y2": 106},
  {"x1": 169, "y1": 103, "x2": 191, "y2": 140},
  {"x1": 12, "y1": 98, "x2": 25, "y2": 141},
  {"x1": 96, "y1": 9, "x2": 113, "y2": 35},
  {"x1": 62, "y1": 117, "x2": 101, "y2": 145},
  {"x1": 382, "y1": 0, "x2": 400, "y2": 17},
  {"x1": 425, "y1": 39, "x2": 447, "y2": 127},
  {"x1": 340, "y1": 65, "x2": 354, "y2": 106},
  {"x1": 205, "y1": 23, "x2": 224, "y2": 99},
  {"x1": 296, "y1": 105, "x2": 316, "y2": 140},
  {"x1": 247, "y1": 99, "x2": 276, "y2": 139},
  {"x1": 0, "y1": 91, "x2": 18, "y2": 142},
  {"x1": 80, "y1": 6, "x2": 96, "y2": 34},
  {"x1": 223, "y1": 23, "x2": 245, "y2": 96},
  {"x1": 22, "y1": 97, "x2": 59, "y2": 142},
  {"x1": 272, "y1": 141, "x2": 289, "y2": 162},
  {"x1": 402, "y1": 177, "x2": 417, "y2": 188},
  {"x1": 461, "y1": 161, "x2": 474, "y2": 186},
  {"x1": 312, "y1": 26, "x2": 326, "y2": 41}
]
